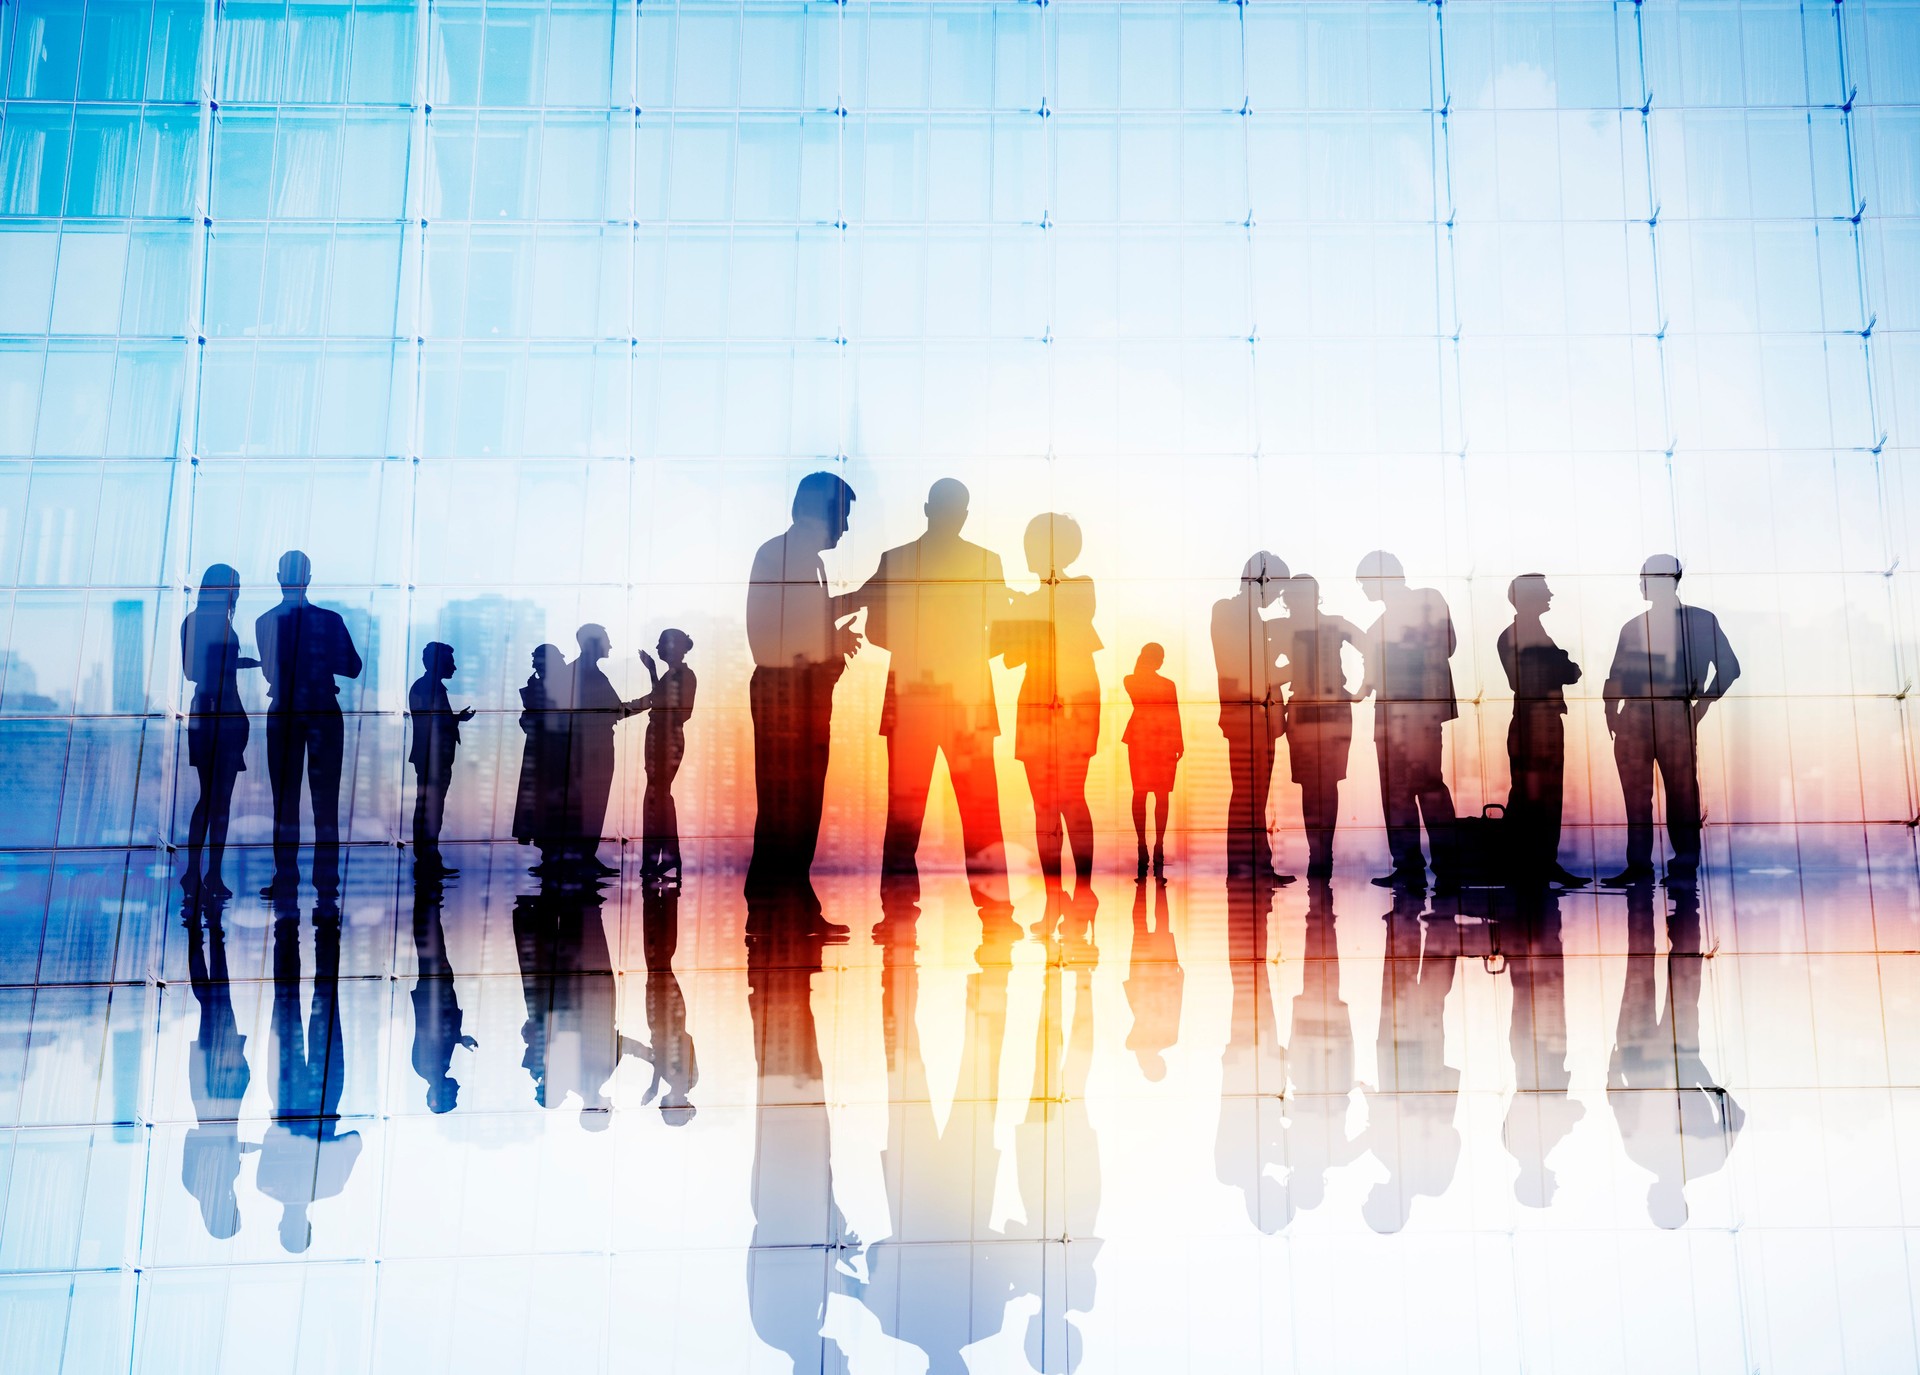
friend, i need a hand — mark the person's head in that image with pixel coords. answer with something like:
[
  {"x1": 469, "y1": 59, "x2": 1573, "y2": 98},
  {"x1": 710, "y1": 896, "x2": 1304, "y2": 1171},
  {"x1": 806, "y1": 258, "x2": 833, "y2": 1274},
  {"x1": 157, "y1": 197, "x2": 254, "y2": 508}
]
[
  {"x1": 531, "y1": 643, "x2": 563, "y2": 678},
  {"x1": 181, "y1": 1130, "x2": 243, "y2": 1239},
  {"x1": 1134, "y1": 641, "x2": 1166, "y2": 674},
  {"x1": 575, "y1": 623, "x2": 610, "y2": 660},
  {"x1": 924, "y1": 477, "x2": 970, "y2": 538},
  {"x1": 1507, "y1": 573, "x2": 1552, "y2": 617},
  {"x1": 1355, "y1": 549, "x2": 1405, "y2": 604},
  {"x1": 1134, "y1": 1048, "x2": 1167, "y2": 1082},
  {"x1": 1023, "y1": 512, "x2": 1083, "y2": 580},
  {"x1": 276, "y1": 549, "x2": 311, "y2": 594},
  {"x1": 196, "y1": 563, "x2": 242, "y2": 616},
  {"x1": 427, "y1": 1076, "x2": 459, "y2": 1114},
  {"x1": 1282, "y1": 573, "x2": 1319, "y2": 615},
  {"x1": 1648, "y1": 1173, "x2": 1688, "y2": 1230},
  {"x1": 1639, "y1": 553, "x2": 1682, "y2": 605},
  {"x1": 421, "y1": 641, "x2": 456, "y2": 679},
  {"x1": 656, "y1": 628, "x2": 693, "y2": 665},
  {"x1": 280, "y1": 1202, "x2": 313, "y2": 1253},
  {"x1": 1240, "y1": 550, "x2": 1289, "y2": 608},
  {"x1": 791, "y1": 470, "x2": 857, "y2": 548}
]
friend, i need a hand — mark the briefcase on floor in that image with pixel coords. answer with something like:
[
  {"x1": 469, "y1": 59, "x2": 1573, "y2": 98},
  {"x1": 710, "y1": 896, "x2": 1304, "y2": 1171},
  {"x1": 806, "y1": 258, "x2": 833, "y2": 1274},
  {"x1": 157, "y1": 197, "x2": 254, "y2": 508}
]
[{"x1": 1451, "y1": 803, "x2": 1514, "y2": 889}]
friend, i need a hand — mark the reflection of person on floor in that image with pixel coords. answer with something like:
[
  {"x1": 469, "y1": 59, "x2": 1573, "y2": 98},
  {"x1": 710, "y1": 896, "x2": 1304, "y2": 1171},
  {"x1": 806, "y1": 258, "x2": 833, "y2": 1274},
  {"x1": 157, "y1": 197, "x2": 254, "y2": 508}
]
[
  {"x1": 180, "y1": 563, "x2": 258, "y2": 900},
  {"x1": 409, "y1": 873, "x2": 474, "y2": 1115},
  {"x1": 256, "y1": 550, "x2": 362, "y2": 899},
  {"x1": 630, "y1": 884, "x2": 698, "y2": 1123},
  {"x1": 1364, "y1": 886, "x2": 1463, "y2": 1233},
  {"x1": 1282, "y1": 880, "x2": 1363, "y2": 1220},
  {"x1": 1278, "y1": 575, "x2": 1362, "y2": 879},
  {"x1": 259, "y1": 895, "x2": 361, "y2": 1253},
  {"x1": 743, "y1": 887, "x2": 853, "y2": 1371},
  {"x1": 632, "y1": 629, "x2": 695, "y2": 887},
  {"x1": 1212, "y1": 552, "x2": 1290, "y2": 883},
  {"x1": 513, "y1": 645, "x2": 572, "y2": 867},
  {"x1": 1213, "y1": 875, "x2": 1288, "y2": 1232},
  {"x1": 408, "y1": 641, "x2": 473, "y2": 877},
  {"x1": 844, "y1": 478, "x2": 1014, "y2": 910},
  {"x1": 1002, "y1": 513, "x2": 1101, "y2": 890},
  {"x1": 746, "y1": 471, "x2": 860, "y2": 892},
  {"x1": 1502, "y1": 890, "x2": 1584, "y2": 1205},
  {"x1": 1356, "y1": 551, "x2": 1459, "y2": 890},
  {"x1": 1498, "y1": 575, "x2": 1585, "y2": 888},
  {"x1": 1124, "y1": 879, "x2": 1182, "y2": 1082},
  {"x1": 1608, "y1": 882, "x2": 1743, "y2": 1228},
  {"x1": 513, "y1": 877, "x2": 619, "y2": 1130},
  {"x1": 1122, "y1": 643, "x2": 1182, "y2": 880},
  {"x1": 1601, "y1": 555, "x2": 1740, "y2": 886},
  {"x1": 180, "y1": 894, "x2": 253, "y2": 1239}
]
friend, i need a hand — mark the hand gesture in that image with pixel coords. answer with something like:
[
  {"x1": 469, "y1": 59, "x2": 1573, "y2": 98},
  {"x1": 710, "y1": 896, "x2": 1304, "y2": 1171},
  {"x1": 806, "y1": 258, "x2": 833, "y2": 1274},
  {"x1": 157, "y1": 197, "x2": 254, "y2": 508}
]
[
  {"x1": 458, "y1": 705, "x2": 476, "y2": 722},
  {"x1": 836, "y1": 621, "x2": 863, "y2": 662},
  {"x1": 237, "y1": 656, "x2": 262, "y2": 670},
  {"x1": 638, "y1": 649, "x2": 658, "y2": 677}
]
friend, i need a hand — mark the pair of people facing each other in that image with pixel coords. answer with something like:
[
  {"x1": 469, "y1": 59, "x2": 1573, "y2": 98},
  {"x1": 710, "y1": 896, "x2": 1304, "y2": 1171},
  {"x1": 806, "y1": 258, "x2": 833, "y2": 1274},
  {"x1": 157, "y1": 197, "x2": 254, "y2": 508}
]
[
  {"x1": 1499, "y1": 555, "x2": 1740, "y2": 889},
  {"x1": 1213, "y1": 548, "x2": 1739, "y2": 889},
  {"x1": 511, "y1": 625, "x2": 696, "y2": 885},
  {"x1": 180, "y1": 551, "x2": 362, "y2": 900}
]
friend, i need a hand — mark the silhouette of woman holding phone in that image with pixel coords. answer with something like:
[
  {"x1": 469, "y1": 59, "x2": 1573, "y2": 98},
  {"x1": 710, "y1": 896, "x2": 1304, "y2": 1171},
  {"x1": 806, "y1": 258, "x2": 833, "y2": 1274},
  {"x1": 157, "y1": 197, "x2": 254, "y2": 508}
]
[{"x1": 181, "y1": 564, "x2": 258, "y2": 898}]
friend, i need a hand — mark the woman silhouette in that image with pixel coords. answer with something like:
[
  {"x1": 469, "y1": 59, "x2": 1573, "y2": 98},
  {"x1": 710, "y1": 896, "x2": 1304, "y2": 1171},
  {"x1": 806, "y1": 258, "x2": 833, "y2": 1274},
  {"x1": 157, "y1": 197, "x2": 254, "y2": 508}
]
[
  {"x1": 1004, "y1": 513, "x2": 1101, "y2": 890},
  {"x1": 180, "y1": 564, "x2": 258, "y2": 898},
  {"x1": 1279, "y1": 575, "x2": 1362, "y2": 878}
]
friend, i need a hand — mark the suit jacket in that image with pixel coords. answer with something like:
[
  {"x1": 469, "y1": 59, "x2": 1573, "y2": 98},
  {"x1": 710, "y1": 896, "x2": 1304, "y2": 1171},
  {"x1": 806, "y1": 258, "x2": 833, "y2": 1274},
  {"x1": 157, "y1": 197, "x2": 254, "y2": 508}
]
[
  {"x1": 256, "y1": 600, "x2": 362, "y2": 713},
  {"x1": 408, "y1": 675, "x2": 461, "y2": 772},
  {"x1": 853, "y1": 532, "x2": 1010, "y2": 737}
]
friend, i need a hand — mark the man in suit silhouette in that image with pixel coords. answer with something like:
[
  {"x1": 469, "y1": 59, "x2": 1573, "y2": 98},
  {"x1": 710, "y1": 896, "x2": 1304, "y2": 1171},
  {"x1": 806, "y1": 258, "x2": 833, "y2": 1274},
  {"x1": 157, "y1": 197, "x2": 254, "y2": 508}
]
[
  {"x1": 1601, "y1": 555, "x2": 1740, "y2": 885},
  {"x1": 408, "y1": 641, "x2": 473, "y2": 876},
  {"x1": 844, "y1": 478, "x2": 1012, "y2": 909},
  {"x1": 1356, "y1": 551, "x2": 1460, "y2": 890},
  {"x1": 745, "y1": 471, "x2": 859, "y2": 896},
  {"x1": 1211, "y1": 551, "x2": 1290, "y2": 882},
  {"x1": 256, "y1": 551, "x2": 363, "y2": 898}
]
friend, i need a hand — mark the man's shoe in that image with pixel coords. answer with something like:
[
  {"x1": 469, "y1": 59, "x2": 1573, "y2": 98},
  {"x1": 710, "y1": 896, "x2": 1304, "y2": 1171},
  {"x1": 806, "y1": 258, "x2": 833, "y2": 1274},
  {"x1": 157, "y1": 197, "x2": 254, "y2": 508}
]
[
  {"x1": 1600, "y1": 866, "x2": 1656, "y2": 887},
  {"x1": 1547, "y1": 866, "x2": 1586, "y2": 889}
]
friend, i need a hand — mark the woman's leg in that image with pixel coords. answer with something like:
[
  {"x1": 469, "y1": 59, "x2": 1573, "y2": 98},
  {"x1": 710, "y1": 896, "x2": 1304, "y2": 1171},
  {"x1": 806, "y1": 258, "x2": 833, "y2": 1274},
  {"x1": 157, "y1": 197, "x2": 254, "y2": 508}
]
[
  {"x1": 1062, "y1": 756, "x2": 1094, "y2": 880},
  {"x1": 1130, "y1": 790, "x2": 1148, "y2": 851},
  {"x1": 1152, "y1": 791, "x2": 1170, "y2": 850},
  {"x1": 1027, "y1": 759, "x2": 1063, "y2": 881},
  {"x1": 185, "y1": 758, "x2": 213, "y2": 883},
  {"x1": 205, "y1": 764, "x2": 241, "y2": 891}
]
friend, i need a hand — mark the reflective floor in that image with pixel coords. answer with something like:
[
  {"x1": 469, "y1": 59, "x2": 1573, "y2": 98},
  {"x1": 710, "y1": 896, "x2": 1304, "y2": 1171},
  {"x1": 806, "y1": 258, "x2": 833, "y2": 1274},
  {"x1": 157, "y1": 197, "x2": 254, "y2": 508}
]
[{"x1": 2, "y1": 832, "x2": 1917, "y2": 1373}]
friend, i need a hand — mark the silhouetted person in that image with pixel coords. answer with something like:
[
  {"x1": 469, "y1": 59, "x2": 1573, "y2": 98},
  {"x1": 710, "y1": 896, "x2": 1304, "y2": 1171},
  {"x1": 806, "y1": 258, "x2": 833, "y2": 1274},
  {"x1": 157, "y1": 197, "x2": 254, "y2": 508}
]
[
  {"x1": 1280, "y1": 880, "x2": 1363, "y2": 1221},
  {"x1": 1211, "y1": 551, "x2": 1290, "y2": 882},
  {"x1": 256, "y1": 551, "x2": 362, "y2": 898},
  {"x1": 180, "y1": 894, "x2": 253, "y2": 1239},
  {"x1": 1608, "y1": 882, "x2": 1743, "y2": 1227},
  {"x1": 409, "y1": 873, "x2": 474, "y2": 1114},
  {"x1": 180, "y1": 563, "x2": 259, "y2": 900},
  {"x1": 1124, "y1": 878, "x2": 1182, "y2": 1082},
  {"x1": 632, "y1": 629, "x2": 695, "y2": 887},
  {"x1": 1002, "y1": 512, "x2": 1101, "y2": 889},
  {"x1": 407, "y1": 641, "x2": 473, "y2": 877},
  {"x1": 513, "y1": 644, "x2": 573, "y2": 868},
  {"x1": 258, "y1": 894, "x2": 360, "y2": 1252},
  {"x1": 1123, "y1": 642, "x2": 1182, "y2": 879},
  {"x1": 564, "y1": 623, "x2": 633, "y2": 877},
  {"x1": 513, "y1": 875, "x2": 618, "y2": 1130},
  {"x1": 627, "y1": 884, "x2": 698, "y2": 1123},
  {"x1": 845, "y1": 478, "x2": 1013, "y2": 910},
  {"x1": 1279, "y1": 575, "x2": 1362, "y2": 879},
  {"x1": 1213, "y1": 873, "x2": 1287, "y2": 1232},
  {"x1": 746, "y1": 472, "x2": 861, "y2": 892},
  {"x1": 1602, "y1": 555, "x2": 1741, "y2": 884},
  {"x1": 1364, "y1": 885, "x2": 1463, "y2": 1233},
  {"x1": 743, "y1": 888, "x2": 855, "y2": 1371},
  {"x1": 1498, "y1": 574, "x2": 1585, "y2": 887},
  {"x1": 1356, "y1": 551, "x2": 1459, "y2": 889},
  {"x1": 1502, "y1": 890, "x2": 1583, "y2": 1206}
]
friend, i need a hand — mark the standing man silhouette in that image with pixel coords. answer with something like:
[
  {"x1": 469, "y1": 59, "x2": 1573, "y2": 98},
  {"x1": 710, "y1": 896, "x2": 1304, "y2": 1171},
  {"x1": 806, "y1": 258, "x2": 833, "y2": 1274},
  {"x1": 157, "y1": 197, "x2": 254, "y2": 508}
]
[
  {"x1": 256, "y1": 551, "x2": 363, "y2": 898},
  {"x1": 1356, "y1": 551, "x2": 1459, "y2": 890},
  {"x1": 1211, "y1": 551, "x2": 1290, "y2": 883},
  {"x1": 844, "y1": 477, "x2": 1013, "y2": 910},
  {"x1": 408, "y1": 641, "x2": 473, "y2": 877},
  {"x1": 745, "y1": 471, "x2": 860, "y2": 892},
  {"x1": 1601, "y1": 555, "x2": 1740, "y2": 885}
]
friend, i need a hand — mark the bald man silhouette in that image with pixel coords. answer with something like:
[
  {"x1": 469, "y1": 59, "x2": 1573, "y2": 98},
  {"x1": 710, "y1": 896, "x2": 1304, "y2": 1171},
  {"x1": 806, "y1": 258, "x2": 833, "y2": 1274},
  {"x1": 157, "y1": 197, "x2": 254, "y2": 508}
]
[{"x1": 843, "y1": 479, "x2": 1013, "y2": 910}]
